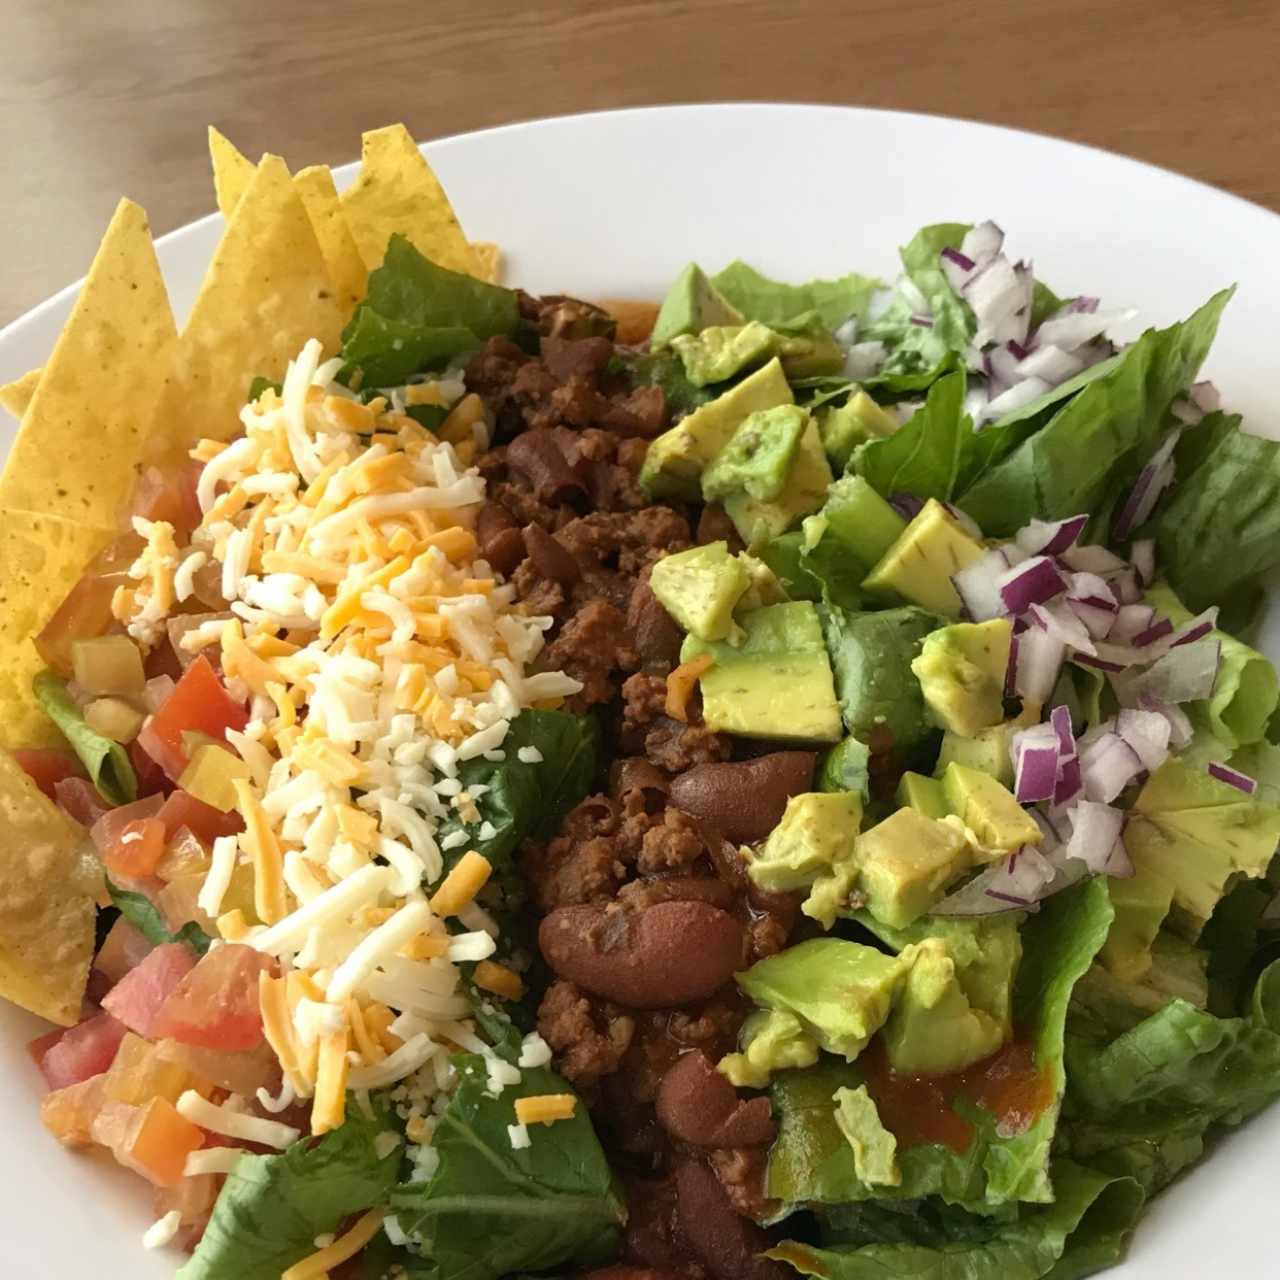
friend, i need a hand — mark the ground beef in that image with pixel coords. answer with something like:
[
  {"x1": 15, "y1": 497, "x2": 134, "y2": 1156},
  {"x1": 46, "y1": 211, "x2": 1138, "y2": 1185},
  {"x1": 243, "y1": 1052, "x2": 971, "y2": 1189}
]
[
  {"x1": 538, "y1": 981, "x2": 635, "y2": 1087},
  {"x1": 622, "y1": 673, "x2": 731, "y2": 773},
  {"x1": 544, "y1": 599, "x2": 638, "y2": 709},
  {"x1": 636, "y1": 809, "x2": 709, "y2": 874},
  {"x1": 709, "y1": 1148, "x2": 776, "y2": 1223}
]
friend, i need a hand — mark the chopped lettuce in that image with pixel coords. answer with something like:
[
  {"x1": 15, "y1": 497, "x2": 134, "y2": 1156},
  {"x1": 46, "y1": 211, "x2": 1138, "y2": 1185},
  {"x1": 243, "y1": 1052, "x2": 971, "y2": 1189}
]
[
  {"x1": 710, "y1": 261, "x2": 881, "y2": 333},
  {"x1": 897, "y1": 223, "x2": 975, "y2": 354},
  {"x1": 33, "y1": 669, "x2": 136, "y2": 805}
]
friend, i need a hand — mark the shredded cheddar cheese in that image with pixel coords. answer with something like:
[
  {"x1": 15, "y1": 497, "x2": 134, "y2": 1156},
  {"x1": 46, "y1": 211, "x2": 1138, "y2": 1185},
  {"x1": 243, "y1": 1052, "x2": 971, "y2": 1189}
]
[
  {"x1": 281, "y1": 1208, "x2": 386, "y2": 1280},
  {"x1": 514, "y1": 1094, "x2": 577, "y2": 1126}
]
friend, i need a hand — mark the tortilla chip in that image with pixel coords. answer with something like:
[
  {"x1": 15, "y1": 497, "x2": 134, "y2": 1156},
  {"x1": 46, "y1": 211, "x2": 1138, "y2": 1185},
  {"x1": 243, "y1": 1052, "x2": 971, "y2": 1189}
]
[
  {"x1": 0, "y1": 509, "x2": 115, "y2": 751},
  {"x1": 0, "y1": 367, "x2": 42, "y2": 421},
  {"x1": 472, "y1": 241, "x2": 503, "y2": 284},
  {"x1": 340, "y1": 124, "x2": 479, "y2": 277},
  {"x1": 0, "y1": 748, "x2": 99, "y2": 1026},
  {"x1": 152, "y1": 153, "x2": 346, "y2": 447},
  {"x1": 0, "y1": 199, "x2": 177, "y2": 528},
  {"x1": 208, "y1": 126, "x2": 255, "y2": 220},
  {"x1": 294, "y1": 164, "x2": 369, "y2": 314}
]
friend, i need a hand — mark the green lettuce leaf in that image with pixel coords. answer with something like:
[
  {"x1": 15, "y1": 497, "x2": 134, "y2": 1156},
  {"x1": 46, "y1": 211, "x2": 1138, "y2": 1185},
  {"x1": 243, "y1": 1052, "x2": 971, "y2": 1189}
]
[
  {"x1": 390, "y1": 1057, "x2": 623, "y2": 1280},
  {"x1": 897, "y1": 223, "x2": 975, "y2": 354},
  {"x1": 33, "y1": 669, "x2": 136, "y2": 805},
  {"x1": 1154, "y1": 408, "x2": 1280, "y2": 613},
  {"x1": 769, "y1": 1162, "x2": 1142, "y2": 1280},
  {"x1": 107, "y1": 879, "x2": 211, "y2": 955},
  {"x1": 710, "y1": 261, "x2": 880, "y2": 333},
  {"x1": 177, "y1": 1105, "x2": 401, "y2": 1280},
  {"x1": 956, "y1": 290, "x2": 1232, "y2": 535},
  {"x1": 341, "y1": 310, "x2": 479, "y2": 387},
  {"x1": 619, "y1": 347, "x2": 716, "y2": 416}
]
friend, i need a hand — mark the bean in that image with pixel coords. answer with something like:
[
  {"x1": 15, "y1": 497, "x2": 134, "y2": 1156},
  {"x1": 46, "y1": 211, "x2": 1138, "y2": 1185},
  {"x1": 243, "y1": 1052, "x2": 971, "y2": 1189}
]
[
  {"x1": 674, "y1": 1161, "x2": 789, "y2": 1280},
  {"x1": 523, "y1": 523, "x2": 582, "y2": 585},
  {"x1": 580, "y1": 1269, "x2": 685, "y2": 1280},
  {"x1": 696, "y1": 503, "x2": 744, "y2": 551},
  {"x1": 506, "y1": 427, "x2": 586, "y2": 503},
  {"x1": 627, "y1": 581, "x2": 683, "y2": 672},
  {"x1": 476, "y1": 502, "x2": 526, "y2": 577},
  {"x1": 656, "y1": 1051, "x2": 776, "y2": 1149},
  {"x1": 609, "y1": 757, "x2": 671, "y2": 803},
  {"x1": 668, "y1": 753, "x2": 817, "y2": 844},
  {"x1": 539, "y1": 900, "x2": 744, "y2": 1009},
  {"x1": 616, "y1": 876, "x2": 735, "y2": 913}
]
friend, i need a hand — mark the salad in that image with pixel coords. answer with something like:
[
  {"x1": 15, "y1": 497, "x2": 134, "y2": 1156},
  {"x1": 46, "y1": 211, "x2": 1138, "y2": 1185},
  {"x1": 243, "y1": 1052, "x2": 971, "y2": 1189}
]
[{"x1": 1, "y1": 123, "x2": 1278, "y2": 1280}]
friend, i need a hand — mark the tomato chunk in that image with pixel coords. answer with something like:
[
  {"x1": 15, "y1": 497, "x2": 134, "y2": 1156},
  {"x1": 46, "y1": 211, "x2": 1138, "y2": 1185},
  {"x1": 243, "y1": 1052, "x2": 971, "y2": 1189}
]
[
  {"x1": 32, "y1": 1010, "x2": 128, "y2": 1090},
  {"x1": 102, "y1": 942, "x2": 197, "y2": 1038},
  {"x1": 54, "y1": 776, "x2": 113, "y2": 828},
  {"x1": 93, "y1": 917, "x2": 154, "y2": 987},
  {"x1": 158, "y1": 789, "x2": 244, "y2": 844},
  {"x1": 136, "y1": 655, "x2": 248, "y2": 782},
  {"x1": 152, "y1": 944, "x2": 273, "y2": 1051},
  {"x1": 132, "y1": 462, "x2": 203, "y2": 542},
  {"x1": 11, "y1": 748, "x2": 84, "y2": 802},
  {"x1": 117, "y1": 1096, "x2": 205, "y2": 1187},
  {"x1": 130, "y1": 737, "x2": 171, "y2": 799},
  {"x1": 40, "y1": 1074, "x2": 108, "y2": 1148}
]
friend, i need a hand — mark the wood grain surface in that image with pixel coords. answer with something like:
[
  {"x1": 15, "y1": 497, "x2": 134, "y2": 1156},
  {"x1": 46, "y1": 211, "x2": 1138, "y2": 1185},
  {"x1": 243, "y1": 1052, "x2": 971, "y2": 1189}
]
[{"x1": 1, "y1": 0, "x2": 1277, "y2": 325}]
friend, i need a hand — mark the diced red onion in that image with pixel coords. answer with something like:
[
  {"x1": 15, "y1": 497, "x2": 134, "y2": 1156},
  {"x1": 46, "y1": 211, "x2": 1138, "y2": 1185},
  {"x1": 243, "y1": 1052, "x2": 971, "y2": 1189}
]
[
  {"x1": 1127, "y1": 636, "x2": 1221, "y2": 705},
  {"x1": 986, "y1": 376, "x2": 1051, "y2": 420},
  {"x1": 1015, "y1": 344, "x2": 1085, "y2": 385},
  {"x1": 953, "y1": 548, "x2": 1012, "y2": 622},
  {"x1": 932, "y1": 846, "x2": 1056, "y2": 918},
  {"x1": 1130, "y1": 539, "x2": 1157, "y2": 585},
  {"x1": 1033, "y1": 306, "x2": 1137, "y2": 351},
  {"x1": 1053, "y1": 755, "x2": 1083, "y2": 808},
  {"x1": 910, "y1": 313, "x2": 934, "y2": 328},
  {"x1": 899, "y1": 276, "x2": 929, "y2": 315},
  {"x1": 1069, "y1": 296, "x2": 1100, "y2": 315},
  {"x1": 844, "y1": 341, "x2": 887, "y2": 380},
  {"x1": 1065, "y1": 801, "x2": 1126, "y2": 874},
  {"x1": 960, "y1": 220, "x2": 1004, "y2": 269},
  {"x1": 1132, "y1": 616, "x2": 1174, "y2": 648},
  {"x1": 1170, "y1": 607, "x2": 1219, "y2": 648},
  {"x1": 1207, "y1": 762, "x2": 1257, "y2": 795},
  {"x1": 1051, "y1": 704, "x2": 1076, "y2": 757},
  {"x1": 1017, "y1": 515, "x2": 1089, "y2": 558},
  {"x1": 1011, "y1": 723, "x2": 1061, "y2": 804},
  {"x1": 1189, "y1": 381, "x2": 1220, "y2": 413},
  {"x1": 1073, "y1": 652, "x2": 1126, "y2": 674},
  {"x1": 1110, "y1": 604, "x2": 1156, "y2": 643},
  {"x1": 1015, "y1": 626, "x2": 1066, "y2": 703},
  {"x1": 998, "y1": 555, "x2": 1066, "y2": 615},
  {"x1": 1170, "y1": 398, "x2": 1204, "y2": 427},
  {"x1": 967, "y1": 258, "x2": 1025, "y2": 347},
  {"x1": 1113, "y1": 430, "x2": 1183, "y2": 540},
  {"x1": 986, "y1": 343, "x2": 1021, "y2": 388},
  {"x1": 1136, "y1": 697, "x2": 1193, "y2": 748},
  {"x1": 1110, "y1": 569, "x2": 1143, "y2": 605},
  {"x1": 965, "y1": 384, "x2": 992, "y2": 425},
  {"x1": 1029, "y1": 600, "x2": 1096, "y2": 655},
  {"x1": 889, "y1": 493, "x2": 925, "y2": 521},
  {"x1": 1060, "y1": 544, "x2": 1129, "y2": 576},
  {"x1": 1114, "y1": 708, "x2": 1172, "y2": 773},
  {"x1": 942, "y1": 247, "x2": 976, "y2": 272},
  {"x1": 1078, "y1": 730, "x2": 1144, "y2": 802},
  {"x1": 1069, "y1": 598, "x2": 1118, "y2": 640}
]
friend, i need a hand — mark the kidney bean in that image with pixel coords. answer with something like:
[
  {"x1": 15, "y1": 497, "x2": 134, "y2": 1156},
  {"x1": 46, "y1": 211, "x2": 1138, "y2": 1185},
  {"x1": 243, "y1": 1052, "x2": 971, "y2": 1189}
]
[
  {"x1": 696, "y1": 503, "x2": 745, "y2": 551},
  {"x1": 539, "y1": 900, "x2": 745, "y2": 1009},
  {"x1": 581, "y1": 1269, "x2": 685, "y2": 1280},
  {"x1": 616, "y1": 876, "x2": 735, "y2": 913},
  {"x1": 656, "y1": 1051, "x2": 776, "y2": 1149},
  {"x1": 627, "y1": 581, "x2": 683, "y2": 672},
  {"x1": 623, "y1": 1176, "x2": 686, "y2": 1272},
  {"x1": 523, "y1": 522, "x2": 582, "y2": 585},
  {"x1": 674, "y1": 1161, "x2": 790, "y2": 1280},
  {"x1": 507, "y1": 427, "x2": 586, "y2": 502},
  {"x1": 609, "y1": 757, "x2": 670, "y2": 804},
  {"x1": 668, "y1": 752, "x2": 817, "y2": 844},
  {"x1": 476, "y1": 502, "x2": 526, "y2": 577}
]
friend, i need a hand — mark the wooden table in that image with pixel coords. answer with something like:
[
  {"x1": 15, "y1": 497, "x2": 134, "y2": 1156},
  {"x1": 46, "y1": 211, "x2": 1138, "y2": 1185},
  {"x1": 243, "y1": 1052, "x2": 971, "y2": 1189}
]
[{"x1": 2, "y1": 0, "x2": 1277, "y2": 326}]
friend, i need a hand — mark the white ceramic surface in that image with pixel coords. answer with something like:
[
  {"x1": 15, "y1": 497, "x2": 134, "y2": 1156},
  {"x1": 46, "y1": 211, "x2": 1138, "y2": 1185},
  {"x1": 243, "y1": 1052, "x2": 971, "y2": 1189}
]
[{"x1": 1, "y1": 104, "x2": 1277, "y2": 1276}]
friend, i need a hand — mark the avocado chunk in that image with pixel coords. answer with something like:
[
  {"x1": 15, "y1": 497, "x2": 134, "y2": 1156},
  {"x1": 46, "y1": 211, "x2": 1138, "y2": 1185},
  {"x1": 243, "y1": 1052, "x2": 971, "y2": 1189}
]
[
  {"x1": 832, "y1": 1086, "x2": 900, "y2": 1187},
  {"x1": 883, "y1": 938, "x2": 1008, "y2": 1075},
  {"x1": 819, "y1": 605, "x2": 941, "y2": 755},
  {"x1": 724, "y1": 416, "x2": 833, "y2": 549},
  {"x1": 912, "y1": 620, "x2": 1013, "y2": 738},
  {"x1": 941, "y1": 763, "x2": 1042, "y2": 858},
  {"x1": 775, "y1": 330, "x2": 845, "y2": 378},
  {"x1": 855, "y1": 808, "x2": 972, "y2": 929},
  {"x1": 799, "y1": 475, "x2": 908, "y2": 609},
  {"x1": 934, "y1": 723, "x2": 1017, "y2": 788},
  {"x1": 755, "y1": 531, "x2": 822, "y2": 602},
  {"x1": 718, "y1": 1008, "x2": 819, "y2": 1089},
  {"x1": 819, "y1": 736, "x2": 872, "y2": 802},
  {"x1": 702, "y1": 405, "x2": 810, "y2": 503},
  {"x1": 640, "y1": 357, "x2": 794, "y2": 501},
  {"x1": 671, "y1": 320, "x2": 777, "y2": 386},
  {"x1": 818, "y1": 390, "x2": 900, "y2": 471},
  {"x1": 735, "y1": 937, "x2": 910, "y2": 1061},
  {"x1": 862, "y1": 498, "x2": 986, "y2": 617},
  {"x1": 682, "y1": 601, "x2": 842, "y2": 742},
  {"x1": 648, "y1": 541, "x2": 751, "y2": 643},
  {"x1": 896, "y1": 770, "x2": 949, "y2": 820},
  {"x1": 735, "y1": 552, "x2": 789, "y2": 612},
  {"x1": 650, "y1": 262, "x2": 744, "y2": 348}
]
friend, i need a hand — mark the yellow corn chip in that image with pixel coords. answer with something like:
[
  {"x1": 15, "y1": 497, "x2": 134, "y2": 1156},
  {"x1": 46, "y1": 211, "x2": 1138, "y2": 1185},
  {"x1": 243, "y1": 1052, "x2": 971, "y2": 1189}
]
[
  {"x1": 0, "y1": 509, "x2": 114, "y2": 750},
  {"x1": 294, "y1": 164, "x2": 369, "y2": 314},
  {"x1": 151, "y1": 153, "x2": 346, "y2": 447},
  {"x1": 0, "y1": 367, "x2": 42, "y2": 421},
  {"x1": 208, "y1": 126, "x2": 255, "y2": 220},
  {"x1": 0, "y1": 748, "x2": 100, "y2": 1026},
  {"x1": 340, "y1": 124, "x2": 479, "y2": 276},
  {"x1": 0, "y1": 198, "x2": 177, "y2": 527},
  {"x1": 472, "y1": 241, "x2": 503, "y2": 284}
]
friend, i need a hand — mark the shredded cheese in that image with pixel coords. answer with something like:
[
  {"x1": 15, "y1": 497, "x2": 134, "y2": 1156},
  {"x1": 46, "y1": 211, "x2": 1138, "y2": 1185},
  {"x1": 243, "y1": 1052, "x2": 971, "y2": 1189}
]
[
  {"x1": 514, "y1": 1094, "x2": 577, "y2": 1126},
  {"x1": 176, "y1": 1089, "x2": 300, "y2": 1149},
  {"x1": 281, "y1": 1208, "x2": 386, "y2": 1280},
  {"x1": 429, "y1": 851, "x2": 492, "y2": 917}
]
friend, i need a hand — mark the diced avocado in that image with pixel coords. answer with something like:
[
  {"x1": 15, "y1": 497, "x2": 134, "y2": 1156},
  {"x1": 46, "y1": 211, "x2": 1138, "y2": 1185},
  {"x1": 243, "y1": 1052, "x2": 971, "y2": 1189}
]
[
  {"x1": 912, "y1": 620, "x2": 1013, "y2": 738},
  {"x1": 671, "y1": 320, "x2": 777, "y2": 386},
  {"x1": 799, "y1": 476, "x2": 908, "y2": 610},
  {"x1": 896, "y1": 771, "x2": 949, "y2": 820},
  {"x1": 718, "y1": 1009, "x2": 819, "y2": 1089},
  {"x1": 650, "y1": 262, "x2": 744, "y2": 348},
  {"x1": 735, "y1": 937, "x2": 910, "y2": 1061},
  {"x1": 724, "y1": 417, "x2": 833, "y2": 549},
  {"x1": 648, "y1": 541, "x2": 750, "y2": 642},
  {"x1": 941, "y1": 763, "x2": 1042, "y2": 858},
  {"x1": 855, "y1": 808, "x2": 972, "y2": 929},
  {"x1": 756, "y1": 531, "x2": 822, "y2": 602},
  {"x1": 819, "y1": 605, "x2": 941, "y2": 754},
  {"x1": 735, "y1": 553, "x2": 788, "y2": 612},
  {"x1": 748, "y1": 791, "x2": 862, "y2": 892},
  {"x1": 776, "y1": 331, "x2": 845, "y2": 378},
  {"x1": 882, "y1": 939, "x2": 1007, "y2": 1075},
  {"x1": 639, "y1": 357, "x2": 793, "y2": 501},
  {"x1": 818, "y1": 390, "x2": 900, "y2": 471},
  {"x1": 682, "y1": 601, "x2": 841, "y2": 742},
  {"x1": 832, "y1": 1086, "x2": 900, "y2": 1187},
  {"x1": 934, "y1": 724, "x2": 1017, "y2": 788},
  {"x1": 862, "y1": 498, "x2": 986, "y2": 617},
  {"x1": 702, "y1": 405, "x2": 810, "y2": 503},
  {"x1": 819, "y1": 736, "x2": 871, "y2": 801}
]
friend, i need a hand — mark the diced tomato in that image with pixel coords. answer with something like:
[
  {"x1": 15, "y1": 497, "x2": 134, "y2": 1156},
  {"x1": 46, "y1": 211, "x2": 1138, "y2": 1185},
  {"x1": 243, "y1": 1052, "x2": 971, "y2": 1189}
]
[
  {"x1": 54, "y1": 776, "x2": 113, "y2": 828},
  {"x1": 130, "y1": 737, "x2": 172, "y2": 799},
  {"x1": 152, "y1": 944, "x2": 273, "y2": 1051},
  {"x1": 11, "y1": 748, "x2": 84, "y2": 802},
  {"x1": 158, "y1": 789, "x2": 244, "y2": 844},
  {"x1": 157, "y1": 1039, "x2": 280, "y2": 1097},
  {"x1": 94, "y1": 917, "x2": 155, "y2": 986},
  {"x1": 102, "y1": 942, "x2": 197, "y2": 1038},
  {"x1": 39, "y1": 1074, "x2": 108, "y2": 1148},
  {"x1": 136, "y1": 656, "x2": 248, "y2": 783},
  {"x1": 110, "y1": 817, "x2": 168, "y2": 879},
  {"x1": 132, "y1": 462, "x2": 203, "y2": 543},
  {"x1": 116, "y1": 1096, "x2": 205, "y2": 1187},
  {"x1": 89, "y1": 793, "x2": 163, "y2": 859},
  {"x1": 31, "y1": 1010, "x2": 128, "y2": 1090}
]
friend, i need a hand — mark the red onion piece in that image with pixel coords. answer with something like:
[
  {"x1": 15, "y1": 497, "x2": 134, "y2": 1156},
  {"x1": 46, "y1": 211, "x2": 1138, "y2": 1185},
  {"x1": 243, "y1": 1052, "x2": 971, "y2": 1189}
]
[
  {"x1": 1130, "y1": 539, "x2": 1157, "y2": 585},
  {"x1": 960, "y1": 220, "x2": 1004, "y2": 267},
  {"x1": 1017, "y1": 514, "x2": 1089, "y2": 558},
  {"x1": 987, "y1": 376, "x2": 1051, "y2": 419},
  {"x1": 1051, "y1": 704, "x2": 1076, "y2": 757},
  {"x1": 1126, "y1": 637, "x2": 1220, "y2": 705},
  {"x1": 1060, "y1": 544, "x2": 1129, "y2": 576},
  {"x1": 953, "y1": 548, "x2": 1012, "y2": 623},
  {"x1": 1053, "y1": 755, "x2": 1084, "y2": 808},
  {"x1": 1114, "y1": 708, "x2": 1172, "y2": 773},
  {"x1": 1016, "y1": 344, "x2": 1085, "y2": 385},
  {"x1": 1029, "y1": 601, "x2": 1096, "y2": 655},
  {"x1": 1207, "y1": 762, "x2": 1257, "y2": 795},
  {"x1": 1065, "y1": 801, "x2": 1126, "y2": 874},
  {"x1": 1113, "y1": 430, "x2": 1182, "y2": 540},
  {"x1": 1078, "y1": 730, "x2": 1144, "y2": 803},
  {"x1": 1014, "y1": 627, "x2": 1066, "y2": 704},
  {"x1": 998, "y1": 555, "x2": 1066, "y2": 615},
  {"x1": 1170, "y1": 608, "x2": 1219, "y2": 648},
  {"x1": 1136, "y1": 697, "x2": 1194, "y2": 748},
  {"x1": 1110, "y1": 604, "x2": 1156, "y2": 643},
  {"x1": 1132, "y1": 617, "x2": 1174, "y2": 648}
]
